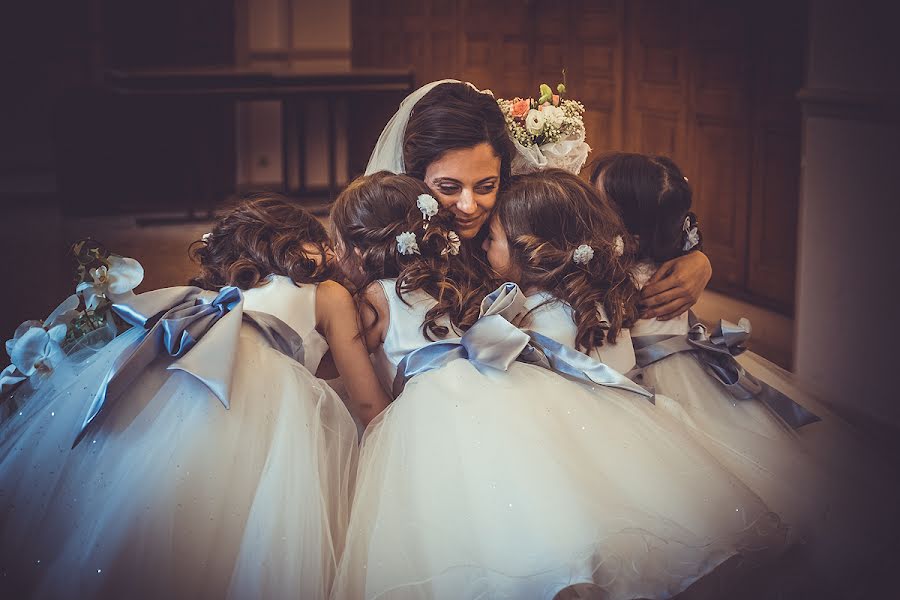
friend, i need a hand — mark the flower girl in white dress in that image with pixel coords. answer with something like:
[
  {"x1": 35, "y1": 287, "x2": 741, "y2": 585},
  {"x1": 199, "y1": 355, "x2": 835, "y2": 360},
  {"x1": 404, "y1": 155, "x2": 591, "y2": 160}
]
[
  {"x1": 587, "y1": 153, "x2": 900, "y2": 597},
  {"x1": 330, "y1": 171, "x2": 788, "y2": 600},
  {"x1": 0, "y1": 195, "x2": 387, "y2": 599}
]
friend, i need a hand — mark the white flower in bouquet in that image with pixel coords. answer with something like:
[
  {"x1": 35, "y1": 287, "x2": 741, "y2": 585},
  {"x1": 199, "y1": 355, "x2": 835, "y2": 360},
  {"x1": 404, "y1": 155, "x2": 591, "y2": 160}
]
[
  {"x1": 76, "y1": 255, "x2": 144, "y2": 310},
  {"x1": 541, "y1": 104, "x2": 565, "y2": 128},
  {"x1": 525, "y1": 109, "x2": 546, "y2": 136}
]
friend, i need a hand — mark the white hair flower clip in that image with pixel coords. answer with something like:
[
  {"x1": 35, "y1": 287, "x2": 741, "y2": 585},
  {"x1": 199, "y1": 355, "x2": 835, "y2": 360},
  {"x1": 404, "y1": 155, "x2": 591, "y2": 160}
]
[
  {"x1": 683, "y1": 216, "x2": 700, "y2": 251},
  {"x1": 201, "y1": 232, "x2": 213, "y2": 243},
  {"x1": 572, "y1": 244, "x2": 594, "y2": 265},
  {"x1": 417, "y1": 193, "x2": 439, "y2": 229},
  {"x1": 613, "y1": 235, "x2": 625, "y2": 257},
  {"x1": 396, "y1": 231, "x2": 420, "y2": 256},
  {"x1": 441, "y1": 231, "x2": 461, "y2": 256}
]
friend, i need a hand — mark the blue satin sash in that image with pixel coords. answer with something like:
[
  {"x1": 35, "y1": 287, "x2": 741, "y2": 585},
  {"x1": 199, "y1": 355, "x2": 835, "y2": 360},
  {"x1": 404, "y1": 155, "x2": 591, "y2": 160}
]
[
  {"x1": 632, "y1": 314, "x2": 819, "y2": 429},
  {"x1": 72, "y1": 286, "x2": 305, "y2": 447},
  {"x1": 393, "y1": 283, "x2": 653, "y2": 401}
]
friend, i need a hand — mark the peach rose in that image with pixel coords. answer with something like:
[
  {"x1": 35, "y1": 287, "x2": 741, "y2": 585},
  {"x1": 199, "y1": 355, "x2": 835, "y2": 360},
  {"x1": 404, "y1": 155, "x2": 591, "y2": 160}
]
[
  {"x1": 510, "y1": 98, "x2": 530, "y2": 119},
  {"x1": 552, "y1": 94, "x2": 560, "y2": 106}
]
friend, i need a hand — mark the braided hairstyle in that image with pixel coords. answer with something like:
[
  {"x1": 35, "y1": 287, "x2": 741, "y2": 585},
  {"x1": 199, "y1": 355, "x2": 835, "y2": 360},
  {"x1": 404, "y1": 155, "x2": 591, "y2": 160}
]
[
  {"x1": 189, "y1": 193, "x2": 334, "y2": 290},
  {"x1": 495, "y1": 169, "x2": 640, "y2": 351},
  {"x1": 329, "y1": 171, "x2": 484, "y2": 340}
]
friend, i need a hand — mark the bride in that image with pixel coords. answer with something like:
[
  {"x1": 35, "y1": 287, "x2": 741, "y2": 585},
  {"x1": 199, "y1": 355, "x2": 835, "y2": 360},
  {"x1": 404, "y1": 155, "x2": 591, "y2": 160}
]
[{"x1": 366, "y1": 79, "x2": 713, "y2": 322}]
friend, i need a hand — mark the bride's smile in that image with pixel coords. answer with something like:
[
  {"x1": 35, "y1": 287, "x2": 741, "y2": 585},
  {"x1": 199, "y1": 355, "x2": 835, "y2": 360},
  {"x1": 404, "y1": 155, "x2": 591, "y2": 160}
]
[{"x1": 424, "y1": 142, "x2": 501, "y2": 239}]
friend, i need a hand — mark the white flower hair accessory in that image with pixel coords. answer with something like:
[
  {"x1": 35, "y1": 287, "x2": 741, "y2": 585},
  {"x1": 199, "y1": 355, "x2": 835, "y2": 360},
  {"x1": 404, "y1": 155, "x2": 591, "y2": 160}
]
[
  {"x1": 396, "y1": 231, "x2": 420, "y2": 256},
  {"x1": 613, "y1": 235, "x2": 625, "y2": 257},
  {"x1": 417, "y1": 193, "x2": 439, "y2": 229},
  {"x1": 201, "y1": 232, "x2": 213, "y2": 243},
  {"x1": 683, "y1": 216, "x2": 700, "y2": 252},
  {"x1": 572, "y1": 244, "x2": 594, "y2": 265},
  {"x1": 441, "y1": 231, "x2": 461, "y2": 256}
]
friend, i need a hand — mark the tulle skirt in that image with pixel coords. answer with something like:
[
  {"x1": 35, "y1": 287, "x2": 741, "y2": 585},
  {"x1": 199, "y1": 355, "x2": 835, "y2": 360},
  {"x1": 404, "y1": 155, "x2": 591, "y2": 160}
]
[
  {"x1": 643, "y1": 350, "x2": 900, "y2": 597},
  {"x1": 0, "y1": 325, "x2": 358, "y2": 600},
  {"x1": 333, "y1": 358, "x2": 789, "y2": 600}
]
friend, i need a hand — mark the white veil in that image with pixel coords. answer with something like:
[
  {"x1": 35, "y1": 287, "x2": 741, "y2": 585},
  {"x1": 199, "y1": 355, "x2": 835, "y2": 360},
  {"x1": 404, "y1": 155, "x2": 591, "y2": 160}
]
[{"x1": 365, "y1": 79, "x2": 482, "y2": 175}]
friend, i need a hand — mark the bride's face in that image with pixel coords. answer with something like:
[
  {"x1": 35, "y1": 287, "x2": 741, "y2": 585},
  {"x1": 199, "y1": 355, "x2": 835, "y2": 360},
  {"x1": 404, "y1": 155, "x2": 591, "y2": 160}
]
[{"x1": 423, "y1": 142, "x2": 501, "y2": 240}]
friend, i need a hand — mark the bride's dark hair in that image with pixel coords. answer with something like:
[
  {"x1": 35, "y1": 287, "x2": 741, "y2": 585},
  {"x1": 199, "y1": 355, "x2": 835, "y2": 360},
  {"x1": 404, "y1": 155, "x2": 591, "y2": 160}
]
[
  {"x1": 189, "y1": 193, "x2": 333, "y2": 290},
  {"x1": 330, "y1": 171, "x2": 484, "y2": 340},
  {"x1": 403, "y1": 82, "x2": 516, "y2": 189},
  {"x1": 496, "y1": 169, "x2": 640, "y2": 351}
]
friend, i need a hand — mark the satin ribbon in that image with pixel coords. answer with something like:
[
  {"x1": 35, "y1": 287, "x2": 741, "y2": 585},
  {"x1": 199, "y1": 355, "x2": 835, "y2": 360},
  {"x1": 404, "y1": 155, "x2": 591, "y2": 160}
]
[
  {"x1": 393, "y1": 283, "x2": 653, "y2": 401},
  {"x1": 72, "y1": 286, "x2": 305, "y2": 447},
  {"x1": 632, "y1": 314, "x2": 820, "y2": 429}
]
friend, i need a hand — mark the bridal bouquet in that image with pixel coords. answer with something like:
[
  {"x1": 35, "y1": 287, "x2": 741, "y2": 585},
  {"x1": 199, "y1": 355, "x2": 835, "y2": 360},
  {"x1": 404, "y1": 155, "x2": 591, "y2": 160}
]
[{"x1": 498, "y1": 83, "x2": 591, "y2": 175}]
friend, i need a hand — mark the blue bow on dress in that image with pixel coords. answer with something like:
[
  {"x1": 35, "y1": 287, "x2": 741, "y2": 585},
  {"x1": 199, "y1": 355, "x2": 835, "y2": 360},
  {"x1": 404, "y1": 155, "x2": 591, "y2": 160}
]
[
  {"x1": 72, "y1": 286, "x2": 305, "y2": 447},
  {"x1": 393, "y1": 283, "x2": 653, "y2": 401},
  {"x1": 631, "y1": 314, "x2": 820, "y2": 429}
]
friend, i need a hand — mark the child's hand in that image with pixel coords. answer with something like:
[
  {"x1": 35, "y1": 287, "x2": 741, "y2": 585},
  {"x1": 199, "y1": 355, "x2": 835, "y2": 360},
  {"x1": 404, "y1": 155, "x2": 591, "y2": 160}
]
[{"x1": 640, "y1": 251, "x2": 712, "y2": 320}]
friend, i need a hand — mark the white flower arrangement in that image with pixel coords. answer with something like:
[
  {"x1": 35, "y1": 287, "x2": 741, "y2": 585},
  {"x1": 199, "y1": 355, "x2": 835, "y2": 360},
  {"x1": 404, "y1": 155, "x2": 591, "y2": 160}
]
[
  {"x1": 498, "y1": 82, "x2": 591, "y2": 175},
  {"x1": 573, "y1": 244, "x2": 595, "y2": 265},
  {"x1": 417, "y1": 193, "x2": 439, "y2": 228},
  {"x1": 396, "y1": 231, "x2": 420, "y2": 256},
  {"x1": 441, "y1": 231, "x2": 461, "y2": 256},
  {"x1": 2, "y1": 240, "x2": 141, "y2": 397},
  {"x1": 613, "y1": 235, "x2": 625, "y2": 257}
]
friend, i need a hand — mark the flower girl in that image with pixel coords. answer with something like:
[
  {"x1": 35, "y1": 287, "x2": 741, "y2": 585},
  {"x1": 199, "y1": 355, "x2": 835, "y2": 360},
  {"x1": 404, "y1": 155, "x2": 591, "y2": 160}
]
[
  {"x1": 330, "y1": 171, "x2": 787, "y2": 600},
  {"x1": 589, "y1": 152, "x2": 900, "y2": 597},
  {"x1": 0, "y1": 195, "x2": 386, "y2": 599}
]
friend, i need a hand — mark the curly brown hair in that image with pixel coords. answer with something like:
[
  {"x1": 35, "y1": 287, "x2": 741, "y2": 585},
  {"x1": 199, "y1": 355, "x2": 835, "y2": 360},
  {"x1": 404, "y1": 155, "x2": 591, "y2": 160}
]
[
  {"x1": 495, "y1": 169, "x2": 641, "y2": 351},
  {"x1": 330, "y1": 171, "x2": 484, "y2": 340},
  {"x1": 189, "y1": 193, "x2": 334, "y2": 290}
]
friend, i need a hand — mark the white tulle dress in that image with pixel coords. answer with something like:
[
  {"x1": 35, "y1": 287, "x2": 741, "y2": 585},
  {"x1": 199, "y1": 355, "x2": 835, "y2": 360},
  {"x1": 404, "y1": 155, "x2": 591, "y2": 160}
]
[
  {"x1": 332, "y1": 281, "x2": 789, "y2": 600},
  {"x1": 629, "y1": 263, "x2": 900, "y2": 597},
  {"x1": 0, "y1": 275, "x2": 358, "y2": 600}
]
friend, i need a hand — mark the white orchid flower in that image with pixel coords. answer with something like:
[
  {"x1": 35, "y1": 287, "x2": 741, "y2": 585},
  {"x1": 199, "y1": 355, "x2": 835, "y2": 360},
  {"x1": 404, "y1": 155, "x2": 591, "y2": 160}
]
[
  {"x1": 613, "y1": 236, "x2": 625, "y2": 257},
  {"x1": 0, "y1": 363, "x2": 27, "y2": 393},
  {"x1": 76, "y1": 255, "x2": 144, "y2": 310},
  {"x1": 43, "y1": 294, "x2": 81, "y2": 329},
  {"x1": 7, "y1": 322, "x2": 66, "y2": 377}
]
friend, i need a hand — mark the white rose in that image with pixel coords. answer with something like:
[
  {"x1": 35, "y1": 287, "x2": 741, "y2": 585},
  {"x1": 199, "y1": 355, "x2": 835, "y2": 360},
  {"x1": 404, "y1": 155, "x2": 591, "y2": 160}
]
[
  {"x1": 525, "y1": 109, "x2": 546, "y2": 135},
  {"x1": 542, "y1": 104, "x2": 565, "y2": 128}
]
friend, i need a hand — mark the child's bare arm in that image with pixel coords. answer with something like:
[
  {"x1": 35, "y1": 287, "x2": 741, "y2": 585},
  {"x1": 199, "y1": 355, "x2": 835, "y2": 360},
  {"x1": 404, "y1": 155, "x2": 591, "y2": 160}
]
[{"x1": 316, "y1": 280, "x2": 390, "y2": 426}]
